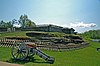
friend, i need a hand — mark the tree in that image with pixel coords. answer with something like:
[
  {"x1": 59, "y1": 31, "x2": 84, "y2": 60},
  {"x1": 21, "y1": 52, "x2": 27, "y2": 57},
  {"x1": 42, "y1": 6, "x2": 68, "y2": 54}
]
[
  {"x1": 0, "y1": 20, "x2": 13, "y2": 28},
  {"x1": 19, "y1": 14, "x2": 28, "y2": 28},
  {"x1": 12, "y1": 19, "x2": 17, "y2": 25},
  {"x1": 0, "y1": 20, "x2": 7, "y2": 27},
  {"x1": 0, "y1": 14, "x2": 36, "y2": 28},
  {"x1": 0, "y1": 20, "x2": 4, "y2": 27},
  {"x1": 26, "y1": 19, "x2": 36, "y2": 27},
  {"x1": 82, "y1": 30, "x2": 100, "y2": 39},
  {"x1": 19, "y1": 14, "x2": 36, "y2": 28},
  {"x1": 7, "y1": 21, "x2": 13, "y2": 28}
]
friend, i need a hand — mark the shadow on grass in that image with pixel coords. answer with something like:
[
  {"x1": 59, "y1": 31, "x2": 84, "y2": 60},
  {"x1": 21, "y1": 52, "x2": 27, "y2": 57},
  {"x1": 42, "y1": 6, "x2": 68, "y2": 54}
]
[{"x1": 6, "y1": 56, "x2": 48, "y2": 65}]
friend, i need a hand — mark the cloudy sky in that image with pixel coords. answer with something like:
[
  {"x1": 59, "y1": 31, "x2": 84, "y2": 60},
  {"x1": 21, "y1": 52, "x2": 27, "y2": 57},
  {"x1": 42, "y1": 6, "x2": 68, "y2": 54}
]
[{"x1": 0, "y1": 0, "x2": 100, "y2": 33}]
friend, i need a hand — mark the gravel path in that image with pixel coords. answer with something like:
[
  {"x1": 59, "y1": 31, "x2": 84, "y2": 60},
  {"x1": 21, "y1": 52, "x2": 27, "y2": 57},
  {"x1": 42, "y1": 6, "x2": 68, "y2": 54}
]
[{"x1": 0, "y1": 61, "x2": 22, "y2": 66}]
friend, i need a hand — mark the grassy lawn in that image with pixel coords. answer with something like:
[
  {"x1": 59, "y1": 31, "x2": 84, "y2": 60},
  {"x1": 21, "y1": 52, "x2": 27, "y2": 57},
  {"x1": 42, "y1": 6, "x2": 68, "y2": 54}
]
[
  {"x1": 0, "y1": 42, "x2": 100, "y2": 66},
  {"x1": 0, "y1": 31, "x2": 80, "y2": 38},
  {"x1": 0, "y1": 31, "x2": 28, "y2": 38}
]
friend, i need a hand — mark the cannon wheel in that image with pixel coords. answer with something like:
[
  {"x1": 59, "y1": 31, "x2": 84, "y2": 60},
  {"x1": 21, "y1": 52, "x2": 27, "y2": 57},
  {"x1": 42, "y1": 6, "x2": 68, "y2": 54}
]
[{"x1": 11, "y1": 43, "x2": 29, "y2": 60}]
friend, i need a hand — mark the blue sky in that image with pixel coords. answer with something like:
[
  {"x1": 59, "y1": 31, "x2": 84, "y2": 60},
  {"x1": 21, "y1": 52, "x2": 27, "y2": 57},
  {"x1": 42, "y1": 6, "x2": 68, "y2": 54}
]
[{"x1": 0, "y1": 0, "x2": 100, "y2": 33}]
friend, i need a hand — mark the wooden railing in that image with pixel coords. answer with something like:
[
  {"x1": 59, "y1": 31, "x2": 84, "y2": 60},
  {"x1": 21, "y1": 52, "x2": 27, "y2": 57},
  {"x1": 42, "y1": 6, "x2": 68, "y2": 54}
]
[{"x1": 0, "y1": 38, "x2": 89, "y2": 51}]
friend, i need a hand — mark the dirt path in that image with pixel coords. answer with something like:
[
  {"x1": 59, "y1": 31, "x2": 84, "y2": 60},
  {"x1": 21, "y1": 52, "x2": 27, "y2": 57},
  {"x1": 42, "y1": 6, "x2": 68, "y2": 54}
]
[{"x1": 0, "y1": 61, "x2": 23, "y2": 66}]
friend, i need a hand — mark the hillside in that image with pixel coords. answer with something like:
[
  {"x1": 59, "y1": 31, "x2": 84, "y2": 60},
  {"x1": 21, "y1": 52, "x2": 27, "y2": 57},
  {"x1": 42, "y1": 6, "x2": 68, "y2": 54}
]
[{"x1": 0, "y1": 31, "x2": 87, "y2": 51}]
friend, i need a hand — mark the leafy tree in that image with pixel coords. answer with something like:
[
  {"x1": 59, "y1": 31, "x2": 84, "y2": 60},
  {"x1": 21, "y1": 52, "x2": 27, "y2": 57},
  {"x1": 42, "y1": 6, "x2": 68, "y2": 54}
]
[
  {"x1": 0, "y1": 20, "x2": 4, "y2": 27},
  {"x1": 19, "y1": 14, "x2": 28, "y2": 28},
  {"x1": 7, "y1": 21, "x2": 13, "y2": 28},
  {"x1": 19, "y1": 14, "x2": 36, "y2": 28},
  {"x1": 25, "y1": 19, "x2": 36, "y2": 27},
  {"x1": 0, "y1": 20, "x2": 7, "y2": 27},
  {"x1": 12, "y1": 19, "x2": 17, "y2": 25},
  {"x1": 82, "y1": 30, "x2": 100, "y2": 39},
  {"x1": 0, "y1": 14, "x2": 36, "y2": 28},
  {"x1": 0, "y1": 20, "x2": 13, "y2": 28}
]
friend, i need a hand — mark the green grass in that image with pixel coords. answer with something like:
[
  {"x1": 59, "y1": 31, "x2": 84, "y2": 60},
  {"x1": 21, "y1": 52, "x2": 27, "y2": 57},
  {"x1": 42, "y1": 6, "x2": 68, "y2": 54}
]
[
  {"x1": 0, "y1": 47, "x2": 11, "y2": 61},
  {"x1": 0, "y1": 42, "x2": 100, "y2": 66},
  {"x1": 0, "y1": 31, "x2": 28, "y2": 38},
  {"x1": 0, "y1": 31, "x2": 80, "y2": 38}
]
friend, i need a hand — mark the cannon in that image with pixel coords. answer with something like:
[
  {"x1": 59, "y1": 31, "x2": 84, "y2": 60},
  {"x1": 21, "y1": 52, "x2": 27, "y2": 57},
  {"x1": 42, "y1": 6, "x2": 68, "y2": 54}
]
[
  {"x1": 11, "y1": 42, "x2": 55, "y2": 64},
  {"x1": 11, "y1": 32, "x2": 55, "y2": 64}
]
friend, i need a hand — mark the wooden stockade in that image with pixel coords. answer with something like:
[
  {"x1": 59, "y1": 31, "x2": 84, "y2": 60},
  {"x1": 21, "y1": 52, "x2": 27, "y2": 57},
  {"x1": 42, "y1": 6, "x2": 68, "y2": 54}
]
[
  {"x1": 0, "y1": 38, "x2": 30, "y2": 48},
  {"x1": 0, "y1": 38, "x2": 89, "y2": 51},
  {"x1": 0, "y1": 38, "x2": 14, "y2": 47}
]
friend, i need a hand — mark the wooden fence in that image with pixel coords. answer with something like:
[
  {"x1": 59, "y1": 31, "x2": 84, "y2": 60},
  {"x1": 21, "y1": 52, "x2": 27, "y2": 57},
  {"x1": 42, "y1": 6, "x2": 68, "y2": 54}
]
[{"x1": 0, "y1": 38, "x2": 89, "y2": 51}]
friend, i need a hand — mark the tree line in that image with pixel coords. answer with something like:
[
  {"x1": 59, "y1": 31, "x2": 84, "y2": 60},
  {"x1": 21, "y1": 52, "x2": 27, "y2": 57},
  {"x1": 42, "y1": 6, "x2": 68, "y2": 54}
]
[
  {"x1": 0, "y1": 14, "x2": 36, "y2": 28},
  {"x1": 82, "y1": 30, "x2": 100, "y2": 39}
]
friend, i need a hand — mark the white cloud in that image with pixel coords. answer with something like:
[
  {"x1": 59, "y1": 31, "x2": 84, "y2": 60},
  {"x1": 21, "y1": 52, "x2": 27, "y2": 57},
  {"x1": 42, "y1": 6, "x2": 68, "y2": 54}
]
[
  {"x1": 67, "y1": 22, "x2": 97, "y2": 33},
  {"x1": 13, "y1": 24, "x2": 21, "y2": 27},
  {"x1": 70, "y1": 22, "x2": 97, "y2": 28},
  {"x1": 38, "y1": 21, "x2": 97, "y2": 28}
]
